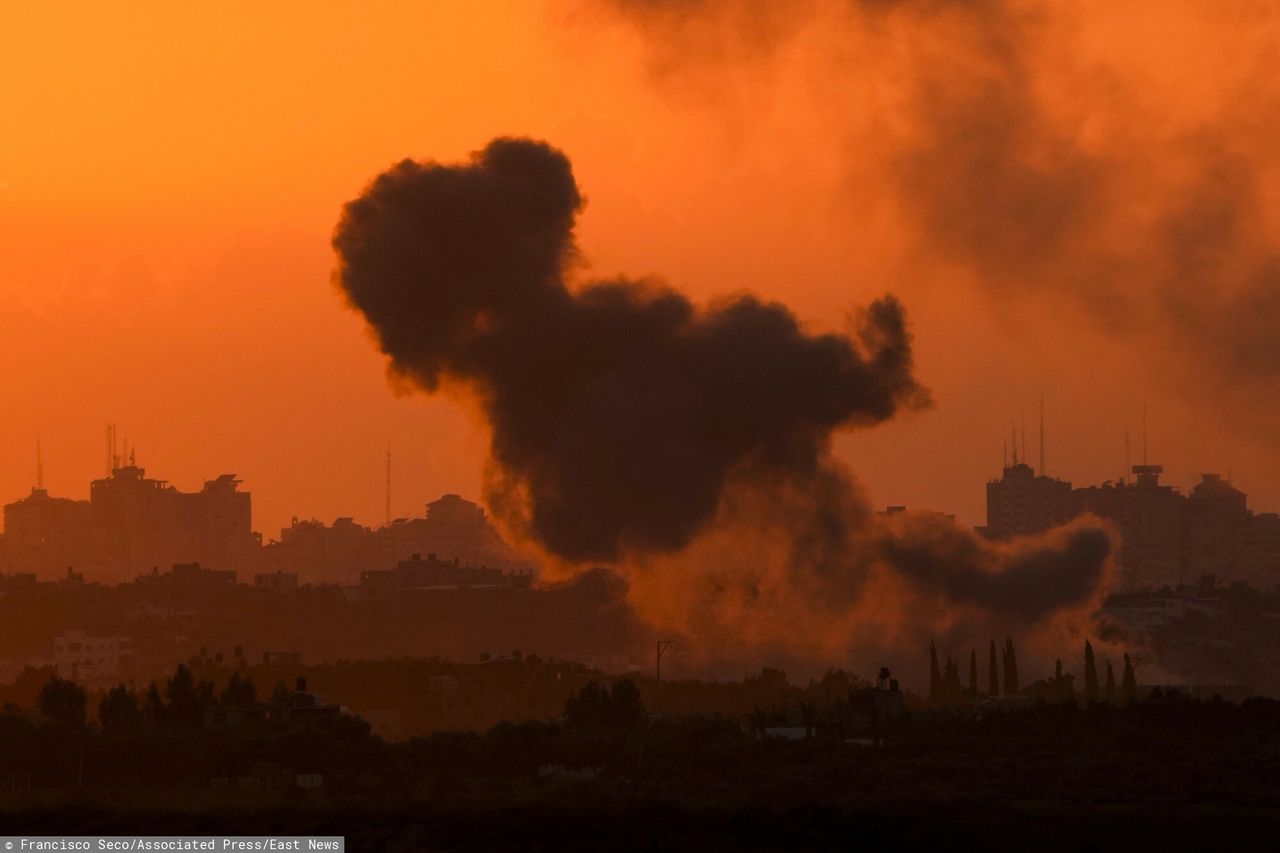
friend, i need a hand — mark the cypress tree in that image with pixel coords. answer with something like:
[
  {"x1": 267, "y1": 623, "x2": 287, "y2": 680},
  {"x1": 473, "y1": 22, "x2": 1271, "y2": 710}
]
[
  {"x1": 1105, "y1": 660, "x2": 1116, "y2": 703},
  {"x1": 1004, "y1": 638, "x2": 1019, "y2": 694},
  {"x1": 1122, "y1": 652, "x2": 1137, "y2": 702},
  {"x1": 1084, "y1": 639, "x2": 1099, "y2": 702},
  {"x1": 988, "y1": 639, "x2": 999, "y2": 696},
  {"x1": 944, "y1": 657, "x2": 963, "y2": 703},
  {"x1": 929, "y1": 640, "x2": 942, "y2": 705},
  {"x1": 1001, "y1": 642, "x2": 1009, "y2": 693},
  {"x1": 968, "y1": 649, "x2": 978, "y2": 699}
]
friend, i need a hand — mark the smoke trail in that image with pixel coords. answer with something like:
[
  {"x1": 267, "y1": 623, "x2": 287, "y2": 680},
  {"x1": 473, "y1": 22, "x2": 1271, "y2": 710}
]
[{"x1": 333, "y1": 137, "x2": 1115, "y2": 653}]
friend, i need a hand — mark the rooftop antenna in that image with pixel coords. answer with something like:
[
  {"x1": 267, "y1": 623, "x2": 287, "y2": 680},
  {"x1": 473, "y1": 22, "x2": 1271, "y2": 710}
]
[
  {"x1": 1003, "y1": 439, "x2": 1008, "y2": 469},
  {"x1": 105, "y1": 424, "x2": 118, "y2": 474},
  {"x1": 1142, "y1": 403, "x2": 1148, "y2": 466},
  {"x1": 1020, "y1": 408, "x2": 1027, "y2": 470},
  {"x1": 1124, "y1": 427, "x2": 1131, "y2": 479},
  {"x1": 36, "y1": 437, "x2": 43, "y2": 491},
  {"x1": 1039, "y1": 394, "x2": 1045, "y2": 477},
  {"x1": 385, "y1": 441, "x2": 392, "y2": 527},
  {"x1": 1010, "y1": 421, "x2": 1018, "y2": 465}
]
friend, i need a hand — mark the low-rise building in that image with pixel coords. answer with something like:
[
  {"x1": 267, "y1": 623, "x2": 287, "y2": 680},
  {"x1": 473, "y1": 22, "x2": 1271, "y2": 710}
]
[{"x1": 53, "y1": 630, "x2": 133, "y2": 682}]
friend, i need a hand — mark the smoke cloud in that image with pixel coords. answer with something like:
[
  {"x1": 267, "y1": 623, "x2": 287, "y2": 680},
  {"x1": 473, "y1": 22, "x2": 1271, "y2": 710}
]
[
  {"x1": 584, "y1": 0, "x2": 1280, "y2": 413},
  {"x1": 333, "y1": 137, "x2": 1115, "y2": 660}
]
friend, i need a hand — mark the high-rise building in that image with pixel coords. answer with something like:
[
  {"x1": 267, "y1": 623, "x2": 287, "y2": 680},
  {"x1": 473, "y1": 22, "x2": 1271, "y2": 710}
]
[
  {"x1": 1071, "y1": 466, "x2": 1185, "y2": 589},
  {"x1": 2, "y1": 488, "x2": 93, "y2": 577},
  {"x1": 985, "y1": 462, "x2": 1280, "y2": 590},
  {"x1": 1, "y1": 461, "x2": 258, "y2": 582},
  {"x1": 984, "y1": 462, "x2": 1076, "y2": 538}
]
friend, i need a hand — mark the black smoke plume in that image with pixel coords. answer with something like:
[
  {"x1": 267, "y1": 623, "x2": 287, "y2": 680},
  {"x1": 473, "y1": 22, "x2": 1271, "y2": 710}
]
[
  {"x1": 334, "y1": 137, "x2": 924, "y2": 562},
  {"x1": 333, "y1": 138, "x2": 1114, "y2": 647}
]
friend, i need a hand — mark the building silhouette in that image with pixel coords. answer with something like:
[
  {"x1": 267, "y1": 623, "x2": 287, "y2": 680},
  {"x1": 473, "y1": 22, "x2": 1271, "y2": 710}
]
[
  {"x1": 985, "y1": 462, "x2": 1280, "y2": 589},
  {"x1": 261, "y1": 493, "x2": 526, "y2": 583},
  {"x1": 1, "y1": 459, "x2": 528, "y2": 588},
  {"x1": 1, "y1": 461, "x2": 258, "y2": 582},
  {"x1": 984, "y1": 461, "x2": 1075, "y2": 538}
]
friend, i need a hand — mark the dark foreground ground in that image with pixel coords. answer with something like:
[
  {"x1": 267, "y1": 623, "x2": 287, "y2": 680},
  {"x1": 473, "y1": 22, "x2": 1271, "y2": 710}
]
[
  {"x1": 1, "y1": 799, "x2": 1277, "y2": 852},
  {"x1": 3, "y1": 688, "x2": 1280, "y2": 850}
]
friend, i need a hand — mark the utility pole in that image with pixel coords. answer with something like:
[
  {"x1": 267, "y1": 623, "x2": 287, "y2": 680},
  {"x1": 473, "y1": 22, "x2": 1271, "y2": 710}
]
[{"x1": 655, "y1": 639, "x2": 675, "y2": 714}]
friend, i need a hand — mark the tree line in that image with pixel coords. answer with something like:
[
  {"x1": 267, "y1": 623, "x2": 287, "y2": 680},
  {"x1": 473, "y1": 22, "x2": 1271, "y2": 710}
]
[{"x1": 929, "y1": 638, "x2": 1138, "y2": 707}]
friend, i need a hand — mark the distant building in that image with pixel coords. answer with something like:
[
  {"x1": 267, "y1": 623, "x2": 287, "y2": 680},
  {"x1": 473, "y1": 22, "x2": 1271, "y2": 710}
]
[
  {"x1": 53, "y1": 630, "x2": 133, "y2": 682},
  {"x1": 1071, "y1": 465, "x2": 1185, "y2": 589},
  {"x1": 879, "y1": 505, "x2": 956, "y2": 523},
  {"x1": 2, "y1": 462, "x2": 259, "y2": 582},
  {"x1": 262, "y1": 650, "x2": 304, "y2": 666},
  {"x1": 984, "y1": 462, "x2": 1076, "y2": 539},
  {"x1": 264, "y1": 516, "x2": 370, "y2": 584},
  {"x1": 358, "y1": 552, "x2": 530, "y2": 595},
  {"x1": 986, "y1": 462, "x2": 1280, "y2": 590},
  {"x1": 273, "y1": 677, "x2": 341, "y2": 722},
  {"x1": 2, "y1": 489, "x2": 92, "y2": 578},
  {"x1": 131, "y1": 561, "x2": 237, "y2": 589},
  {"x1": 254, "y1": 570, "x2": 298, "y2": 594},
  {"x1": 262, "y1": 493, "x2": 530, "y2": 584},
  {"x1": 1101, "y1": 597, "x2": 1222, "y2": 642}
]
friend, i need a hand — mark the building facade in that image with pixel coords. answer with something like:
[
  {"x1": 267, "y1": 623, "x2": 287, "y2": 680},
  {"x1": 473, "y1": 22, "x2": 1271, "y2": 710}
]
[
  {"x1": 986, "y1": 462, "x2": 1280, "y2": 590},
  {"x1": 2, "y1": 462, "x2": 259, "y2": 582}
]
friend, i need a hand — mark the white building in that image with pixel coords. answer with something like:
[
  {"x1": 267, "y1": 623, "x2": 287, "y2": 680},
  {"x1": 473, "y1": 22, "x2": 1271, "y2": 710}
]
[{"x1": 53, "y1": 630, "x2": 133, "y2": 681}]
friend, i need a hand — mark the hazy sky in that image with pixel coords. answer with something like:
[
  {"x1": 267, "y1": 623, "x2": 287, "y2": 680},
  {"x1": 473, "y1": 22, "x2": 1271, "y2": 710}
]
[{"x1": 2, "y1": 1, "x2": 1277, "y2": 538}]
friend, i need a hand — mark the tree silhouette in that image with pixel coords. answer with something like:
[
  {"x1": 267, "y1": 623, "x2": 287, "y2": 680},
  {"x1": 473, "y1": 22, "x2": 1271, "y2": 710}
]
[
  {"x1": 220, "y1": 671, "x2": 257, "y2": 706},
  {"x1": 165, "y1": 664, "x2": 203, "y2": 727},
  {"x1": 968, "y1": 649, "x2": 978, "y2": 699},
  {"x1": 37, "y1": 674, "x2": 86, "y2": 728},
  {"x1": 609, "y1": 679, "x2": 648, "y2": 729},
  {"x1": 1003, "y1": 638, "x2": 1020, "y2": 695},
  {"x1": 988, "y1": 639, "x2": 999, "y2": 697},
  {"x1": 566, "y1": 680, "x2": 607, "y2": 726},
  {"x1": 929, "y1": 640, "x2": 942, "y2": 705},
  {"x1": 1122, "y1": 653, "x2": 1137, "y2": 702},
  {"x1": 564, "y1": 679, "x2": 648, "y2": 729},
  {"x1": 99, "y1": 684, "x2": 142, "y2": 733},
  {"x1": 944, "y1": 657, "x2": 963, "y2": 705},
  {"x1": 1105, "y1": 660, "x2": 1116, "y2": 703},
  {"x1": 144, "y1": 681, "x2": 167, "y2": 728},
  {"x1": 1051, "y1": 658, "x2": 1075, "y2": 699},
  {"x1": 1084, "y1": 640, "x2": 1099, "y2": 703}
]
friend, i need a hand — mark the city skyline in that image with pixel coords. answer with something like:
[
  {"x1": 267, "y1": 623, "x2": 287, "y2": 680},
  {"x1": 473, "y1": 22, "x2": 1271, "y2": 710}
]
[
  {"x1": 0, "y1": 405, "x2": 1265, "y2": 538},
  {"x1": 5, "y1": 427, "x2": 1277, "y2": 595},
  {"x1": 5, "y1": 4, "x2": 1280, "y2": 548},
  {"x1": 3, "y1": 3, "x2": 1280, "y2": 843},
  {"x1": 0, "y1": 404, "x2": 1264, "y2": 537}
]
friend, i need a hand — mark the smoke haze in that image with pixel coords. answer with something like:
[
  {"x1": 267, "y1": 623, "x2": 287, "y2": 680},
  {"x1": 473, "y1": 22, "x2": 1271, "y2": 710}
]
[
  {"x1": 333, "y1": 137, "x2": 1115, "y2": 657},
  {"x1": 584, "y1": 0, "x2": 1280, "y2": 418}
]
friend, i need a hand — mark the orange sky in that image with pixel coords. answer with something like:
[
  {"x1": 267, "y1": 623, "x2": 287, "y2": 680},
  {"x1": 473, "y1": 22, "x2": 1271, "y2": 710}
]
[{"x1": 2, "y1": 1, "x2": 1278, "y2": 539}]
